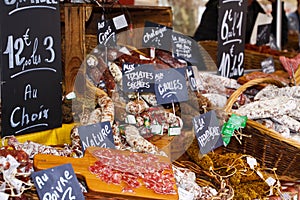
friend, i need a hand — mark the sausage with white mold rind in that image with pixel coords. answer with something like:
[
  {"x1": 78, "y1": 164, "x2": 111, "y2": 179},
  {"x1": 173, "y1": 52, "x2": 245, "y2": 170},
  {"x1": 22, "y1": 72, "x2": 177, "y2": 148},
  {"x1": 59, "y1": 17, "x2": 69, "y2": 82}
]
[
  {"x1": 254, "y1": 85, "x2": 300, "y2": 100},
  {"x1": 235, "y1": 97, "x2": 299, "y2": 120},
  {"x1": 124, "y1": 125, "x2": 167, "y2": 156},
  {"x1": 272, "y1": 115, "x2": 300, "y2": 133},
  {"x1": 97, "y1": 95, "x2": 115, "y2": 126},
  {"x1": 108, "y1": 62, "x2": 123, "y2": 87},
  {"x1": 125, "y1": 98, "x2": 149, "y2": 115}
]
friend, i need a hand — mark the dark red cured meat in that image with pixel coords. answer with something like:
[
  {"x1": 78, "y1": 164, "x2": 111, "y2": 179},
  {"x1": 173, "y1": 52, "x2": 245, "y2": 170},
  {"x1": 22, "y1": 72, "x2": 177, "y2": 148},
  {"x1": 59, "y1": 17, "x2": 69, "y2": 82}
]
[
  {"x1": 279, "y1": 55, "x2": 300, "y2": 78},
  {"x1": 155, "y1": 49, "x2": 186, "y2": 68},
  {"x1": 89, "y1": 148, "x2": 176, "y2": 194}
]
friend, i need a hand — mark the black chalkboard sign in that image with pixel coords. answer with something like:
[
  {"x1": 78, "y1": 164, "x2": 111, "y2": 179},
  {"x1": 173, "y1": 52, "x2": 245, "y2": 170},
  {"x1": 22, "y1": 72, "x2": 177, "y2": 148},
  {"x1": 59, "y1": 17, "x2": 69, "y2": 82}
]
[
  {"x1": 186, "y1": 66, "x2": 198, "y2": 91},
  {"x1": 261, "y1": 56, "x2": 275, "y2": 74},
  {"x1": 122, "y1": 63, "x2": 155, "y2": 93},
  {"x1": 142, "y1": 21, "x2": 172, "y2": 51},
  {"x1": 154, "y1": 68, "x2": 188, "y2": 104},
  {"x1": 256, "y1": 24, "x2": 271, "y2": 46},
  {"x1": 31, "y1": 163, "x2": 85, "y2": 200},
  {"x1": 172, "y1": 32, "x2": 205, "y2": 69},
  {"x1": 217, "y1": 0, "x2": 247, "y2": 78},
  {"x1": 78, "y1": 121, "x2": 115, "y2": 152},
  {"x1": 193, "y1": 111, "x2": 223, "y2": 155},
  {"x1": 0, "y1": 1, "x2": 62, "y2": 136},
  {"x1": 97, "y1": 14, "x2": 128, "y2": 47},
  {"x1": 97, "y1": 19, "x2": 117, "y2": 47}
]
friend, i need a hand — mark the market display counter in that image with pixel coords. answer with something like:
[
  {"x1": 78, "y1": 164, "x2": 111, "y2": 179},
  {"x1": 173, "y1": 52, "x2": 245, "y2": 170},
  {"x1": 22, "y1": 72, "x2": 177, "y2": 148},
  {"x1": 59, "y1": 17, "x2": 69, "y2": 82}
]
[{"x1": 1, "y1": 2, "x2": 300, "y2": 200}]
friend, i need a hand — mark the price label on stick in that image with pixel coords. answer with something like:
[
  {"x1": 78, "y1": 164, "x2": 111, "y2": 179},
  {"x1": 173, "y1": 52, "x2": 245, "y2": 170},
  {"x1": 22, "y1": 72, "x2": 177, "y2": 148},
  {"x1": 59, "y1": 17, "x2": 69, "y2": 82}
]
[
  {"x1": 122, "y1": 63, "x2": 155, "y2": 93},
  {"x1": 256, "y1": 24, "x2": 271, "y2": 46},
  {"x1": 142, "y1": 21, "x2": 172, "y2": 50},
  {"x1": 186, "y1": 66, "x2": 199, "y2": 91},
  {"x1": 172, "y1": 32, "x2": 206, "y2": 69},
  {"x1": 31, "y1": 163, "x2": 85, "y2": 200},
  {"x1": 97, "y1": 14, "x2": 128, "y2": 48},
  {"x1": 154, "y1": 68, "x2": 189, "y2": 105},
  {"x1": 78, "y1": 121, "x2": 115, "y2": 152},
  {"x1": 261, "y1": 57, "x2": 275, "y2": 74},
  {"x1": 217, "y1": 0, "x2": 247, "y2": 78},
  {"x1": 97, "y1": 19, "x2": 117, "y2": 47},
  {"x1": 193, "y1": 111, "x2": 223, "y2": 154}
]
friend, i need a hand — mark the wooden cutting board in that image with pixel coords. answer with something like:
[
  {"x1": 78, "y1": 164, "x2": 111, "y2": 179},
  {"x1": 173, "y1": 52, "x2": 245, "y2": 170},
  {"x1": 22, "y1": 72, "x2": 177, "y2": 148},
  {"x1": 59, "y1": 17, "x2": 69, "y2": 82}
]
[{"x1": 33, "y1": 147, "x2": 179, "y2": 200}]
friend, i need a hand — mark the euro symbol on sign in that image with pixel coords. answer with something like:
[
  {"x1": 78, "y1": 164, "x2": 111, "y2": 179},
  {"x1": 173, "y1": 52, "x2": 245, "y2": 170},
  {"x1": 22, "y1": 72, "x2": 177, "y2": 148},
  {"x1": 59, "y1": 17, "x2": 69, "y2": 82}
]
[{"x1": 230, "y1": 45, "x2": 235, "y2": 57}]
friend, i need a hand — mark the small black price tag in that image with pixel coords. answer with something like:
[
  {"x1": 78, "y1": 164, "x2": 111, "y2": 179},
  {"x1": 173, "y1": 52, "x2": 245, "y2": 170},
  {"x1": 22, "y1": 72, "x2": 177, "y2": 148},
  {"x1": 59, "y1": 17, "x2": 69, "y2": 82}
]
[
  {"x1": 172, "y1": 32, "x2": 205, "y2": 69},
  {"x1": 78, "y1": 121, "x2": 115, "y2": 152},
  {"x1": 154, "y1": 68, "x2": 189, "y2": 104},
  {"x1": 97, "y1": 19, "x2": 117, "y2": 47},
  {"x1": 256, "y1": 24, "x2": 271, "y2": 46},
  {"x1": 142, "y1": 21, "x2": 172, "y2": 50},
  {"x1": 186, "y1": 66, "x2": 198, "y2": 91},
  {"x1": 31, "y1": 163, "x2": 85, "y2": 200},
  {"x1": 193, "y1": 110, "x2": 223, "y2": 154},
  {"x1": 122, "y1": 63, "x2": 155, "y2": 93},
  {"x1": 261, "y1": 56, "x2": 275, "y2": 74}
]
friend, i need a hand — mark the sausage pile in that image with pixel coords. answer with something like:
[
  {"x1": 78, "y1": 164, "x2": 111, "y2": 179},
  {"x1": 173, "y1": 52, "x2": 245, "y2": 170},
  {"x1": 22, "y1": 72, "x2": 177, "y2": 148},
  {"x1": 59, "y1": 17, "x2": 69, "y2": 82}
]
[
  {"x1": 0, "y1": 148, "x2": 33, "y2": 198},
  {"x1": 0, "y1": 135, "x2": 85, "y2": 199},
  {"x1": 233, "y1": 84, "x2": 300, "y2": 142}
]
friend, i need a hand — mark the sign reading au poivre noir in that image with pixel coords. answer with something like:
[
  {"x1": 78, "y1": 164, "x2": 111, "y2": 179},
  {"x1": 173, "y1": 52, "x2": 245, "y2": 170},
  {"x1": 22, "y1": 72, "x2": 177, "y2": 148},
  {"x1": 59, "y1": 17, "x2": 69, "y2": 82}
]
[{"x1": 0, "y1": 1, "x2": 62, "y2": 136}]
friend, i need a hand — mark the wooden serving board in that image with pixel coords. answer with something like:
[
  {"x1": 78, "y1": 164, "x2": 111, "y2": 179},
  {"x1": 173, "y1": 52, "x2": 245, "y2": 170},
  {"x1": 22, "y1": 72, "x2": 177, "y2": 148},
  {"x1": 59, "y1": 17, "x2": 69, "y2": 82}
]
[{"x1": 33, "y1": 147, "x2": 178, "y2": 200}]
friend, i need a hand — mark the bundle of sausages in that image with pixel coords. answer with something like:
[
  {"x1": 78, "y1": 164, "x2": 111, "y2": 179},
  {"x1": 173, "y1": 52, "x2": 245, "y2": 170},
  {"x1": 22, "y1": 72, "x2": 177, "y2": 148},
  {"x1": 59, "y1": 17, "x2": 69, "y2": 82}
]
[{"x1": 233, "y1": 85, "x2": 300, "y2": 141}]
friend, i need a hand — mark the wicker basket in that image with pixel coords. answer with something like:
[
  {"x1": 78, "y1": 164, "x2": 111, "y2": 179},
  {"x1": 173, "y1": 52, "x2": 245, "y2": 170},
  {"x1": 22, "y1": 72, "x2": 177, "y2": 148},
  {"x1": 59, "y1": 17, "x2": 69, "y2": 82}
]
[
  {"x1": 295, "y1": 67, "x2": 300, "y2": 85},
  {"x1": 222, "y1": 77, "x2": 300, "y2": 181},
  {"x1": 198, "y1": 41, "x2": 298, "y2": 71}
]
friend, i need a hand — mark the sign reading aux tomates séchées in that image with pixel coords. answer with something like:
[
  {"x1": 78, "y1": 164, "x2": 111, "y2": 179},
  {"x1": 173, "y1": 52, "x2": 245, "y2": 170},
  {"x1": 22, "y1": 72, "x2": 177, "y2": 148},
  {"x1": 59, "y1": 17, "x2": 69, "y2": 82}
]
[
  {"x1": 217, "y1": 0, "x2": 247, "y2": 78},
  {"x1": 0, "y1": 0, "x2": 62, "y2": 136}
]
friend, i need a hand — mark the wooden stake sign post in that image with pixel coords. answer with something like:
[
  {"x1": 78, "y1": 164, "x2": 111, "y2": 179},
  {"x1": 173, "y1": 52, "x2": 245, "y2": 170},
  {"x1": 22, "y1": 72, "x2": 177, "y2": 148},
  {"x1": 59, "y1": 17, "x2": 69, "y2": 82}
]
[{"x1": 0, "y1": 0, "x2": 62, "y2": 136}]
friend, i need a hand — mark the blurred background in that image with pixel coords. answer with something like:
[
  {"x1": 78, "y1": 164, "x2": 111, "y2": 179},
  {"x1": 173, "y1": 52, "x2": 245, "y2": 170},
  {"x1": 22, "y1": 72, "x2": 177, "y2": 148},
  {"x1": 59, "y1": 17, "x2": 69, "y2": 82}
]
[{"x1": 132, "y1": 0, "x2": 298, "y2": 38}]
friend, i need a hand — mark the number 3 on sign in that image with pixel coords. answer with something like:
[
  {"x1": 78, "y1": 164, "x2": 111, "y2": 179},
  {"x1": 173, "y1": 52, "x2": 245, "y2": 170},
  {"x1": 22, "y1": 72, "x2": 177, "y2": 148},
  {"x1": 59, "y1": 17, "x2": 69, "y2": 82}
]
[{"x1": 3, "y1": 30, "x2": 55, "y2": 69}]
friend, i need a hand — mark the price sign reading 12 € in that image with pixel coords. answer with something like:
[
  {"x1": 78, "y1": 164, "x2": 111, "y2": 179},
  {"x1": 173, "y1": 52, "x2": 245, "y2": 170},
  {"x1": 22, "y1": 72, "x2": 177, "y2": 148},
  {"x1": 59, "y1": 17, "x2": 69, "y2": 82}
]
[
  {"x1": 217, "y1": 0, "x2": 247, "y2": 78},
  {"x1": 0, "y1": 1, "x2": 62, "y2": 136}
]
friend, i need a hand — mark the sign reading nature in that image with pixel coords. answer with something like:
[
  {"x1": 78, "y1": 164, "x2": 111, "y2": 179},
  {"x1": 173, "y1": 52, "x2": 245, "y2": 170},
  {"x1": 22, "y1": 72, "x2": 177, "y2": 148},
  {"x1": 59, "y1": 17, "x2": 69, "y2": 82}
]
[
  {"x1": 78, "y1": 121, "x2": 115, "y2": 152},
  {"x1": 217, "y1": 0, "x2": 247, "y2": 78},
  {"x1": 0, "y1": 0, "x2": 62, "y2": 136}
]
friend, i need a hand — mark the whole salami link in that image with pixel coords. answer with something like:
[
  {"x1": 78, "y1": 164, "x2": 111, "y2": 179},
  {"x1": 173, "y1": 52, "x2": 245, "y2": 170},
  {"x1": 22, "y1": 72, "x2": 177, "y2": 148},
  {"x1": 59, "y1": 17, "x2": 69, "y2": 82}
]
[
  {"x1": 272, "y1": 115, "x2": 300, "y2": 133},
  {"x1": 87, "y1": 108, "x2": 102, "y2": 125},
  {"x1": 254, "y1": 85, "x2": 300, "y2": 100},
  {"x1": 125, "y1": 125, "x2": 166, "y2": 156},
  {"x1": 97, "y1": 95, "x2": 115, "y2": 125},
  {"x1": 235, "y1": 97, "x2": 299, "y2": 120}
]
